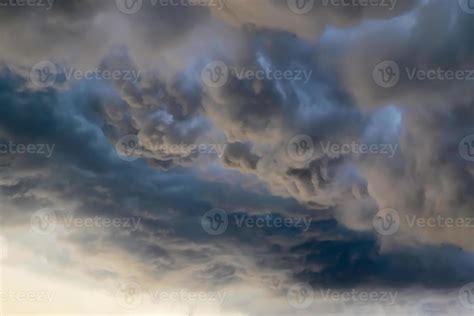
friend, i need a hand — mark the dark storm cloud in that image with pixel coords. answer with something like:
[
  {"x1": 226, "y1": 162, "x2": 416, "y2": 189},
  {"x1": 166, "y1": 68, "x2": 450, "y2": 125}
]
[{"x1": 1, "y1": 2, "x2": 474, "y2": 315}]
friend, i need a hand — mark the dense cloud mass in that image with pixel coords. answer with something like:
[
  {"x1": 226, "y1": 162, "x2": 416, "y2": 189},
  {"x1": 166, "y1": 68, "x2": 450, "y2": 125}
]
[{"x1": 1, "y1": 0, "x2": 474, "y2": 315}]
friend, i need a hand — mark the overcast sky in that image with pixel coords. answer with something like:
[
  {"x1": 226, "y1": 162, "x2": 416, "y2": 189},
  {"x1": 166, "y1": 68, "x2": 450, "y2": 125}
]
[{"x1": 1, "y1": 0, "x2": 474, "y2": 315}]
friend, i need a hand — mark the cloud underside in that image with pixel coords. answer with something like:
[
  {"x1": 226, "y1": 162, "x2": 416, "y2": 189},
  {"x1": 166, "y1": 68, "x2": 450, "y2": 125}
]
[{"x1": 1, "y1": 0, "x2": 474, "y2": 314}]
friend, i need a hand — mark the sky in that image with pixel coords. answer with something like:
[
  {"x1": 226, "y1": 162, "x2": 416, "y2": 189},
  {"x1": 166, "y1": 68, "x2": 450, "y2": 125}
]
[{"x1": 1, "y1": 0, "x2": 474, "y2": 315}]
